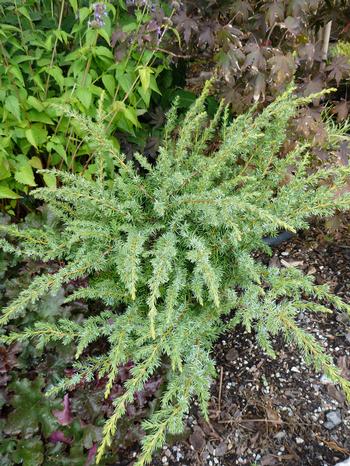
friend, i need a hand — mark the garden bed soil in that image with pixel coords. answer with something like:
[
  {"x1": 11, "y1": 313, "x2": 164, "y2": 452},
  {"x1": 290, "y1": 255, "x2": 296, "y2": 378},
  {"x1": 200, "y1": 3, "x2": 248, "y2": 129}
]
[{"x1": 149, "y1": 219, "x2": 350, "y2": 466}]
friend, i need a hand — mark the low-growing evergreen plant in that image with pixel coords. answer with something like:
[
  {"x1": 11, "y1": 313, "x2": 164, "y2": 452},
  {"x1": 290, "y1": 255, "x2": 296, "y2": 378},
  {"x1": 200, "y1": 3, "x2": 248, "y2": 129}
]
[{"x1": 1, "y1": 83, "x2": 350, "y2": 465}]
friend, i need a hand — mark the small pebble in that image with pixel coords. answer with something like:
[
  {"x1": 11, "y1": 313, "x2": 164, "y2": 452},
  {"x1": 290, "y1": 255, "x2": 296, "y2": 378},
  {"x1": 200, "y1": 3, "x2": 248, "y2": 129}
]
[{"x1": 324, "y1": 410, "x2": 342, "y2": 430}]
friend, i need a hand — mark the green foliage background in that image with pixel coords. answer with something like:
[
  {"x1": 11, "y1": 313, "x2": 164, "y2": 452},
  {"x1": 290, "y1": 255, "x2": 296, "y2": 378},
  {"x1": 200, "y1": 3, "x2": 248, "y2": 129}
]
[{"x1": 0, "y1": 0, "x2": 170, "y2": 209}]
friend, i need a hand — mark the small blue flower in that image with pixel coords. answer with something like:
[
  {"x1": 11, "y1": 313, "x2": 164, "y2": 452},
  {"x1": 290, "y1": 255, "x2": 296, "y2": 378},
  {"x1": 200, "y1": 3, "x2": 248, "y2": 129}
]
[{"x1": 88, "y1": 2, "x2": 108, "y2": 28}]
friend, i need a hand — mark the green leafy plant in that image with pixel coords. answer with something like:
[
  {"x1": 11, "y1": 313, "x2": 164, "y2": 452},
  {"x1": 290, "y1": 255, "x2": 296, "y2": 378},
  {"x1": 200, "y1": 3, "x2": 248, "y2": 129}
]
[
  {"x1": 0, "y1": 0, "x2": 170, "y2": 209},
  {"x1": 1, "y1": 83, "x2": 350, "y2": 465}
]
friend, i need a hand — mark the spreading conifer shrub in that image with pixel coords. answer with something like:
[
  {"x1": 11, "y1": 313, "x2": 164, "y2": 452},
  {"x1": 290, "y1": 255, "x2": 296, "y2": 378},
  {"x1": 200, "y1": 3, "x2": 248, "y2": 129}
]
[{"x1": 1, "y1": 84, "x2": 350, "y2": 465}]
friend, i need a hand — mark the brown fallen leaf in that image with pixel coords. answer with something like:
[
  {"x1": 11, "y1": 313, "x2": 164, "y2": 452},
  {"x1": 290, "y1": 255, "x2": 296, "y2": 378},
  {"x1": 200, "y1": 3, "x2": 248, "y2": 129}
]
[
  {"x1": 214, "y1": 441, "x2": 228, "y2": 457},
  {"x1": 189, "y1": 426, "x2": 206, "y2": 451},
  {"x1": 280, "y1": 259, "x2": 304, "y2": 268},
  {"x1": 265, "y1": 405, "x2": 282, "y2": 428}
]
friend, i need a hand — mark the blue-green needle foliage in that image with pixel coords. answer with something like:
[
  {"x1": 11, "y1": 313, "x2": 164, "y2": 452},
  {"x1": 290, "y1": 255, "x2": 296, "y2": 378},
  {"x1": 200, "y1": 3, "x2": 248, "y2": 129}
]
[{"x1": 1, "y1": 83, "x2": 350, "y2": 465}]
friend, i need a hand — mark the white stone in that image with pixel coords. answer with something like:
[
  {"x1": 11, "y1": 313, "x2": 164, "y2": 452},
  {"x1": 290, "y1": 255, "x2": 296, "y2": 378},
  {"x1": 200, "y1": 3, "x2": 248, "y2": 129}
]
[{"x1": 335, "y1": 459, "x2": 350, "y2": 466}]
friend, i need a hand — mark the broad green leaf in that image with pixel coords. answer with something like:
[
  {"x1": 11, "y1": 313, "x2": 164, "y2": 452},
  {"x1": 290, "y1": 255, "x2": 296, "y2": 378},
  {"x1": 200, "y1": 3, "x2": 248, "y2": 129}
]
[
  {"x1": 47, "y1": 142, "x2": 67, "y2": 163},
  {"x1": 138, "y1": 86, "x2": 151, "y2": 107},
  {"x1": 98, "y1": 27, "x2": 111, "y2": 45},
  {"x1": 115, "y1": 70, "x2": 133, "y2": 94},
  {"x1": 93, "y1": 46, "x2": 114, "y2": 59},
  {"x1": 0, "y1": 157, "x2": 11, "y2": 180},
  {"x1": 69, "y1": 0, "x2": 78, "y2": 13},
  {"x1": 15, "y1": 163, "x2": 36, "y2": 186},
  {"x1": 27, "y1": 96, "x2": 44, "y2": 112},
  {"x1": 46, "y1": 66, "x2": 65, "y2": 90},
  {"x1": 5, "y1": 377, "x2": 58, "y2": 437},
  {"x1": 11, "y1": 438, "x2": 44, "y2": 466},
  {"x1": 27, "y1": 110, "x2": 54, "y2": 124},
  {"x1": 25, "y1": 125, "x2": 48, "y2": 148},
  {"x1": 8, "y1": 64, "x2": 24, "y2": 85},
  {"x1": 149, "y1": 74, "x2": 161, "y2": 94},
  {"x1": 18, "y1": 6, "x2": 32, "y2": 21},
  {"x1": 4, "y1": 95, "x2": 21, "y2": 121},
  {"x1": 78, "y1": 7, "x2": 90, "y2": 24},
  {"x1": 138, "y1": 66, "x2": 152, "y2": 93},
  {"x1": 44, "y1": 34, "x2": 53, "y2": 51},
  {"x1": 0, "y1": 185, "x2": 21, "y2": 199},
  {"x1": 29, "y1": 156, "x2": 42, "y2": 170},
  {"x1": 111, "y1": 100, "x2": 126, "y2": 113},
  {"x1": 32, "y1": 74, "x2": 45, "y2": 93},
  {"x1": 123, "y1": 21, "x2": 138, "y2": 33},
  {"x1": 123, "y1": 106, "x2": 139, "y2": 127},
  {"x1": 43, "y1": 173, "x2": 56, "y2": 188},
  {"x1": 76, "y1": 87, "x2": 92, "y2": 109},
  {"x1": 102, "y1": 74, "x2": 115, "y2": 96}
]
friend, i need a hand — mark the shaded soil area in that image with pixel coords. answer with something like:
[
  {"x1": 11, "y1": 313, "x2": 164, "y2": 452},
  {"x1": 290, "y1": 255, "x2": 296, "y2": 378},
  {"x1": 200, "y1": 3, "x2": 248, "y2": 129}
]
[{"x1": 150, "y1": 220, "x2": 350, "y2": 466}]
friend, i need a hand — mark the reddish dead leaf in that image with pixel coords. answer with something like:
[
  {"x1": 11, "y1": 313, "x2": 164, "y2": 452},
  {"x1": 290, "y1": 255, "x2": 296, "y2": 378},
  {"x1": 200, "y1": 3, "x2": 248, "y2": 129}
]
[
  {"x1": 332, "y1": 101, "x2": 349, "y2": 122},
  {"x1": 53, "y1": 394, "x2": 73, "y2": 426},
  {"x1": 0, "y1": 344, "x2": 21, "y2": 374},
  {"x1": 243, "y1": 43, "x2": 267, "y2": 72},
  {"x1": 337, "y1": 141, "x2": 350, "y2": 166},
  {"x1": 283, "y1": 16, "x2": 301, "y2": 35},
  {"x1": 231, "y1": 0, "x2": 253, "y2": 23},
  {"x1": 173, "y1": 10, "x2": 199, "y2": 44},
  {"x1": 264, "y1": 1, "x2": 285, "y2": 27},
  {"x1": 326, "y1": 56, "x2": 350, "y2": 86},
  {"x1": 49, "y1": 430, "x2": 72, "y2": 445},
  {"x1": 84, "y1": 444, "x2": 97, "y2": 466}
]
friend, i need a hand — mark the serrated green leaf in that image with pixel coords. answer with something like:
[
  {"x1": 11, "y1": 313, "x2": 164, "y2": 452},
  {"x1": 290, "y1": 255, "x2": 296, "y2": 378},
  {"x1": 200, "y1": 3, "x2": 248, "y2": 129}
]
[
  {"x1": 102, "y1": 74, "x2": 115, "y2": 96},
  {"x1": 14, "y1": 163, "x2": 36, "y2": 186},
  {"x1": 0, "y1": 185, "x2": 21, "y2": 199},
  {"x1": 123, "y1": 106, "x2": 139, "y2": 127},
  {"x1": 46, "y1": 142, "x2": 67, "y2": 163},
  {"x1": 115, "y1": 70, "x2": 133, "y2": 94},
  {"x1": 18, "y1": 6, "x2": 32, "y2": 21},
  {"x1": 5, "y1": 377, "x2": 58, "y2": 437},
  {"x1": 76, "y1": 87, "x2": 92, "y2": 109},
  {"x1": 11, "y1": 438, "x2": 44, "y2": 466},
  {"x1": 98, "y1": 27, "x2": 110, "y2": 45},
  {"x1": 138, "y1": 66, "x2": 152, "y2": 93},
  {"x1": 43, "y1": 173, "x2": 56, "y2": 188},
  {"x1": 4, "y1": 95, "x2": 21, "y2": 121},
  {"x1": 78, "y1": 6, "x2": 90, "y2": 24},
  {"x1": 27, "y1": 110, "x2": 54, "y2": 124},
  {"x1": 27, "y1": 96, "x2": 44, "y2": 112},
  {"x1": 29, "y1": 156, "x2": 42, "y2": 170},
  {"x1": 25, "y1": 125, "x2": 48, "y2": 148},
  {"x1": 0, "y1": 157, "x2": 11, "y2": 181},
  {"x1": 69, "y1": 0, "x2": 78, "y2": 13},
  {"x1": 138, "y1": 86, "x2": 151, "y2": 107},
  {"x1": 8, "y1": 64, "x2": 24, "y2": 85},
  {"x1": 93, "y1": 46, "x2": 114, "y2": 59},
  {"x1": 45, "y1": 66, "x2": 65, "y2": 90}
]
